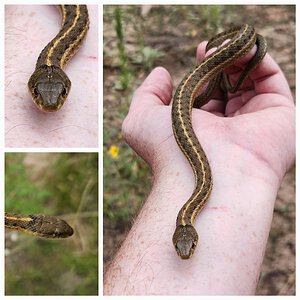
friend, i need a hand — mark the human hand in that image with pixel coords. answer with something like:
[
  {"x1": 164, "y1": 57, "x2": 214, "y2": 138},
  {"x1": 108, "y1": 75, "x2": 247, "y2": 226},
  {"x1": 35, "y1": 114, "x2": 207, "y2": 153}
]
[
  {"x1": 108, "y1": 38, "x2": 295, "y2": 295},
  {"x1": 122, "y1": 41, "x2": 295, "y2": 186}
]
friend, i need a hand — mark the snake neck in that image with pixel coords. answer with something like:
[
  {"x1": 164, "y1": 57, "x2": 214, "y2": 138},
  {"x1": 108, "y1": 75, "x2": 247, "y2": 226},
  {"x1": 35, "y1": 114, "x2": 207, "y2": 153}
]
[
  {"x1": 36, "y1": 5, "x2": 89, "y2": 69},
  {"x1": 176, "y1": 176, "x2": 213, "y2": 226}
]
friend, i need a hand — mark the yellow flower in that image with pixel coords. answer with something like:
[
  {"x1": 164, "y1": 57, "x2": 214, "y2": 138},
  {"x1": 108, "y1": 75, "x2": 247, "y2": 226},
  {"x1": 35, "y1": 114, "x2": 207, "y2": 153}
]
[{"x1": 109, "y1": 145, "x2": 119, "y2": 159}]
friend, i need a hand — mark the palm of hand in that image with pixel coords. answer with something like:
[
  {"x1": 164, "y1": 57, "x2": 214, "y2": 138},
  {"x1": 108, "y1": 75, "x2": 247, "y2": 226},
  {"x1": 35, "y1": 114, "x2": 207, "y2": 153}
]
[{"x1": 122, "y1": 43, "x2": 295, "y2": 183}]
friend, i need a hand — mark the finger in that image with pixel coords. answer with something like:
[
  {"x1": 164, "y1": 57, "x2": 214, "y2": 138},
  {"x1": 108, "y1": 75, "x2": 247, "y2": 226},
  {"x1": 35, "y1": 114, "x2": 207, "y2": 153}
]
[
  {"x1": 249, "y1": 53, "x2": 293, "y2": 102},
  {"x1": 224, "y1": 51, "x2": 293, "y2": 102},
  {"x1": 129, "y1": 67, "x2": 173, "y2": 113},
  {"x1": 196, "y1": 41, "x2": 208, "y2": 64},
  {"x1": 197, "y1": 38, "x2": 293, "y2": 103}
]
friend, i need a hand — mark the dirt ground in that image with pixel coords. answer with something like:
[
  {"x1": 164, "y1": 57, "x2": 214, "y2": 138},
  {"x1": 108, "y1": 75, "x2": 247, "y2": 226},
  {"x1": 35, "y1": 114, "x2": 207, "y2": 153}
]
[{"x1": 103, "y1": 5, "x2": 295, "y2": 295}]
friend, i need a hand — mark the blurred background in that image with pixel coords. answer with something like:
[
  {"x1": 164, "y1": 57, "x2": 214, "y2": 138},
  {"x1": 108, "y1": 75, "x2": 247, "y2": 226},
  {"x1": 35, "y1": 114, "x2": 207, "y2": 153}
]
[
  {"x1": 5, "y1": 152, "x2": 98, "y2": 295},
  {"x1": 103, "y1": 5, "x2": 295, "y2": 295}
]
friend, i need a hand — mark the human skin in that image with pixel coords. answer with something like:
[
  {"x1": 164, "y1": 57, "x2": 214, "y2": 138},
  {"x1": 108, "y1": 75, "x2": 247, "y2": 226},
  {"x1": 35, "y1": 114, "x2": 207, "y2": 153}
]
[
  {"x1": 104, "y1": 41, "x2": 295, "y2": 295},
  {"x1": 5, "y1": 5, "x2": 98, "y2": 147}
]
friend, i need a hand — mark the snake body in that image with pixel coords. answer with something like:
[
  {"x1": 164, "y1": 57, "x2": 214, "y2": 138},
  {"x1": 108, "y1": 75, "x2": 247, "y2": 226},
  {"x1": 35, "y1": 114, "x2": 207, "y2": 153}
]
[
  {"x1": 28, "y1": 5, "x2": 89, "y2": 112},
  {"x1": 5, "y1": 213, "x2": 73, "y2": 238},
  {"x1": 172, "y1": 24, "x2": 267, "y2": 259}
]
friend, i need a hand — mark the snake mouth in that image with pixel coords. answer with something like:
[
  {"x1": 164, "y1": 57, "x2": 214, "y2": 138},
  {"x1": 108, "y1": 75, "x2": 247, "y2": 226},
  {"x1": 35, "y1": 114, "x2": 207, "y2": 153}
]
[{"x1": 35, "y1": 100, "x2": 64, "y2": 113}]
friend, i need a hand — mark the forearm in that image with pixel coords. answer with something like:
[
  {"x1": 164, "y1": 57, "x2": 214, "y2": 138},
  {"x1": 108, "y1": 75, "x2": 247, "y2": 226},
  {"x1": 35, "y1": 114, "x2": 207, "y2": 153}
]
[{"x1": 104, "y1": 149, "x2": 281, "y2": 295}]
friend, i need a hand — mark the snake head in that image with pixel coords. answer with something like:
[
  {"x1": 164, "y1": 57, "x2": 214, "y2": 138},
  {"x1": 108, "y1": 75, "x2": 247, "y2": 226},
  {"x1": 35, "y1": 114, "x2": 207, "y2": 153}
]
[
  {"x1": 28, "y1": 65, "x2": 71, "y2": 112},
  {"x1": 172, "y1": 224, "x2": 199, "y2": 259},
  {"x1": 33, "y1": 214, "x2": 74, "y2": 238},
  {"x1": 52, "y1": 218, "x2": 74, "y2": 238}
]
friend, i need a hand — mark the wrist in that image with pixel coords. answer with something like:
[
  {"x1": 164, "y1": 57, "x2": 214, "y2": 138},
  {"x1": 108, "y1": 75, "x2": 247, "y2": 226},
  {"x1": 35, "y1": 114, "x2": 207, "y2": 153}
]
[
  {"x1": 148, "y1": 145, "x2": 280, "y2": 294},
  {"x1": 105, "y1": 139, "x2": 283, "y2": 295}
]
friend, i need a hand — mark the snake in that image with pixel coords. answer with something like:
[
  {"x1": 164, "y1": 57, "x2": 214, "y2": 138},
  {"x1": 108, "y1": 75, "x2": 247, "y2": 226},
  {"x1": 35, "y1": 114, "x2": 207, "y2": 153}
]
[
  {"x1": 28, "y1": 5, "x2": 89, "y2": 112},
  {"x1": 172, "y1": 24, "x2": 267, "y2": 259},
  {"x1": 5, "y1": 213, "x2": 74, "y2": 238}
]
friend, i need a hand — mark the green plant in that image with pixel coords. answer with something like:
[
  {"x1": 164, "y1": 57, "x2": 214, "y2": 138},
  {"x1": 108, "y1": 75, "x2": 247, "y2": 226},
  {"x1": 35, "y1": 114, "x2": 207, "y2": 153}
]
[{"x1": 114, "y1": 7, "x2": 132, "y2": 90}]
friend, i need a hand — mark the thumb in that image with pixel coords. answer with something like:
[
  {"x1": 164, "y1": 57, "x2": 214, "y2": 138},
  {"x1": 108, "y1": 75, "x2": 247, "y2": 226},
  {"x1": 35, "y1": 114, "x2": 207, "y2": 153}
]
[{"x1": 129, "y1": 67, "x2": 173, "y2": 113}]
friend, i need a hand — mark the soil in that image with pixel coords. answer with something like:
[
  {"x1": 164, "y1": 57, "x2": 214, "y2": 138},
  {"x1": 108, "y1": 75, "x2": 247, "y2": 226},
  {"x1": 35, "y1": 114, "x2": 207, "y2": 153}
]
[{"x1": 103, "y1": 5, "x2": 295, "y2": 295}]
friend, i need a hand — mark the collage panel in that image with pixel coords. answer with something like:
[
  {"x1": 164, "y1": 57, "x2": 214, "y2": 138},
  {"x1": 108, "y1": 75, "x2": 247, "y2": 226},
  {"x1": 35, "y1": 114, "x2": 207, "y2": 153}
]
[
  {"x1": 5, "y1": 152, "x2": 98, "y2": 295},
  {"x1": 1, "y1": 2, "x2": 296, "y2": 298},
  {"x1": 103, "y1": 5, "x2": 295, "y2": 296},
  {"x1": 5, "y1": 5, "x2": 98, "y2": 148}
]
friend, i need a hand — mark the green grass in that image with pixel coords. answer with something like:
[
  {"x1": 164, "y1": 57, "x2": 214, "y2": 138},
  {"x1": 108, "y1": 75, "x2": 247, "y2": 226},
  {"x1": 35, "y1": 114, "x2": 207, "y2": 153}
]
[
  {"x1": 114, "y1": 6, "x2": 132, "y2": 90},
  {"x1": 5, "y1": 153, "x2": 98, "y2": 295},
  {"x1": 104, "y1": 142, "x2": 151, "y2": 226}
]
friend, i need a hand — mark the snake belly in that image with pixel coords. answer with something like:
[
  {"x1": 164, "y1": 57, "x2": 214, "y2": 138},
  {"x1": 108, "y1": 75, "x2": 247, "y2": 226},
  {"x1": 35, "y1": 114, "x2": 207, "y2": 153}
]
[
  {"x1": 28, "y1": 5, "x2": 89, "y2": 112},
  {"x1": 5, "y1": 213, "x2": 74, "y2": 238},
  {"x1": 172, "y1": 24, "x2": 267, "y2": 259}
]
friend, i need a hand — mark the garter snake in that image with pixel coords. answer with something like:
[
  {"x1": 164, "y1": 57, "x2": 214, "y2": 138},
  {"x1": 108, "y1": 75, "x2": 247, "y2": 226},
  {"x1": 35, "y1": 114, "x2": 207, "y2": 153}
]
[
  {"x1": 28, "y1": 5, "x2": 89, "y2": 112},
  {"x1": 5, "y1": 213, "x2": 74, "y2": 238},
  {"x1": 172, "y1": 24, "x2": 267, "y2": 259}
]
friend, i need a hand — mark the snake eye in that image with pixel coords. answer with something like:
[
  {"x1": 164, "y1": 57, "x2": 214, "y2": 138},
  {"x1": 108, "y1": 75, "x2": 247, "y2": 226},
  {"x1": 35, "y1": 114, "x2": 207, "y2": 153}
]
[
  {"x1": 33, "y1": 87, "x2": 39, "y2": 97},
  {"x1": 61, "y1": 88, "x2": 67, "y2": 98}
]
